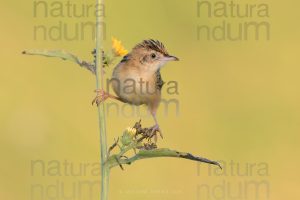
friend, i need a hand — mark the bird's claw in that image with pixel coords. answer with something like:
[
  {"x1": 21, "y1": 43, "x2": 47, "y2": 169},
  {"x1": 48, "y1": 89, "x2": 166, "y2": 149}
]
[
  {"x1": 150, "y1": 125, "x2": 163, "y2": 142},
  {"x1": 92, "y1": 89, "x2": 109, "y2": 106}
]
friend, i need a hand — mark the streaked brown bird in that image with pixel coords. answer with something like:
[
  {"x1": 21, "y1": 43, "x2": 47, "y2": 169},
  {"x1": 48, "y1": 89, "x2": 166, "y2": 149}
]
[{"x1": 93, "y1": 39, "x2": 179, "y2": 137}]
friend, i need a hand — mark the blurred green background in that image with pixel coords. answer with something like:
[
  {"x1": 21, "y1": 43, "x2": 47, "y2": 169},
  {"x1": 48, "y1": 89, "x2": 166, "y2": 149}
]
[{"x1": 1, "y1": 0, "x2": 300, "y2": 199}]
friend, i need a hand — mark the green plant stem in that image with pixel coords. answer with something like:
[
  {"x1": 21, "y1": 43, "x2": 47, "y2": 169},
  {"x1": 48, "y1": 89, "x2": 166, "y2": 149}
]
[
  {"x1": 95, "y1": 0, "x2": 109, "y2": 200},
  {"x1": 105, "y1": 148, "x2": 222, "y2": 170}
]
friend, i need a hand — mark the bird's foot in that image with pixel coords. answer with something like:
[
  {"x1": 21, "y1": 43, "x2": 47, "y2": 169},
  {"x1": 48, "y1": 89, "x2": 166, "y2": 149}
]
[
  {"x1": 149, "y1": 124, "x2": 163, "y2": 142},
  {"x1": 92, "y1": 89, "x2": 109, "y2": 106}
]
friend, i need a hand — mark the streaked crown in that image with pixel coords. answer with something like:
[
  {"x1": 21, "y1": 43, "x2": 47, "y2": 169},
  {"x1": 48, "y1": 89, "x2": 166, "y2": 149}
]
[{"x1": 134, "y1": 39, "x2": 169, "y2": 56}]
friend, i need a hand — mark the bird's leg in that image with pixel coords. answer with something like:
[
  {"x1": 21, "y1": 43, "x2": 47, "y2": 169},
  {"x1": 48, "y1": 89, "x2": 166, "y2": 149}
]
[
  {"x1": 92, "y1": 89, "x2": 124, "y2": 106},
  {"x1": 150, "y1": 112, "x2": 163, "y2": 139}
]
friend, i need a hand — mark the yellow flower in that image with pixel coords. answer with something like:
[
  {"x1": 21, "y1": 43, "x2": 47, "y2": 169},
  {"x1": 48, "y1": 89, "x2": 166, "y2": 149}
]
[
  {"x1": 112, "y1": 37, "x2": 128, "y2": 57},
  {"x1": 126, "y1": 127, "x2": 137, "y2": 136}
]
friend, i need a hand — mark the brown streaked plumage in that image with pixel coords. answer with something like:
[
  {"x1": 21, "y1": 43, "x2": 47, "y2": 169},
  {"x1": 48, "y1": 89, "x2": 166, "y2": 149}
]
[
  {"x1": 134, "y1": 39, "x2": 169, "y2": 56},
  {"x1": 93, "y1": 39, "x2": 179, "y2": 138}
]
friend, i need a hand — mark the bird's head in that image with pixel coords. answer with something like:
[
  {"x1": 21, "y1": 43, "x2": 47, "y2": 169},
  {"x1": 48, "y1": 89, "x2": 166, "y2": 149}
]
[{"x1": 129, "y1": 39, "x2": 179, "y2": 72}]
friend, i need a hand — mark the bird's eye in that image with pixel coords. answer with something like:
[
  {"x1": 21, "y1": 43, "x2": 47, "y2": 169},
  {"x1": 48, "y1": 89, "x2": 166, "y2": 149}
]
[{"x1": 151, "y1": 53, "x2": 156, "y2": 59}]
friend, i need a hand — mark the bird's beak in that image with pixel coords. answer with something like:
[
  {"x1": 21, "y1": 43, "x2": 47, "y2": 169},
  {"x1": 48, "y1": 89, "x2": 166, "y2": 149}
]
[{"x1": 162, "y1": 55, "x2": 179, "y2": 61}]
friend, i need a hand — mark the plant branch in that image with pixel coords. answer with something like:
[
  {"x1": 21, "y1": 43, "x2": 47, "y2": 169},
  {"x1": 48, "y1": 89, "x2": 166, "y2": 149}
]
[
  {"x1": 94, "y1": 0, "x2": 109, "y2": 200},
  {"x1": 22, "y1": 49, "x2": 96, "y2": 74},
  {"x1": 106, "y1": 148, "x2": 221, "y2": 170},
  {"x1": 105, "y1": 121, "x2": 221, "y2": 171}
]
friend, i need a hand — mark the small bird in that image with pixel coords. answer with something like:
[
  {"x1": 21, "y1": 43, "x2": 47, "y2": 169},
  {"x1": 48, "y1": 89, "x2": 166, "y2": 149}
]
[{"x1": 93, "y1": 39, "x2": 179, "y2": 137}]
